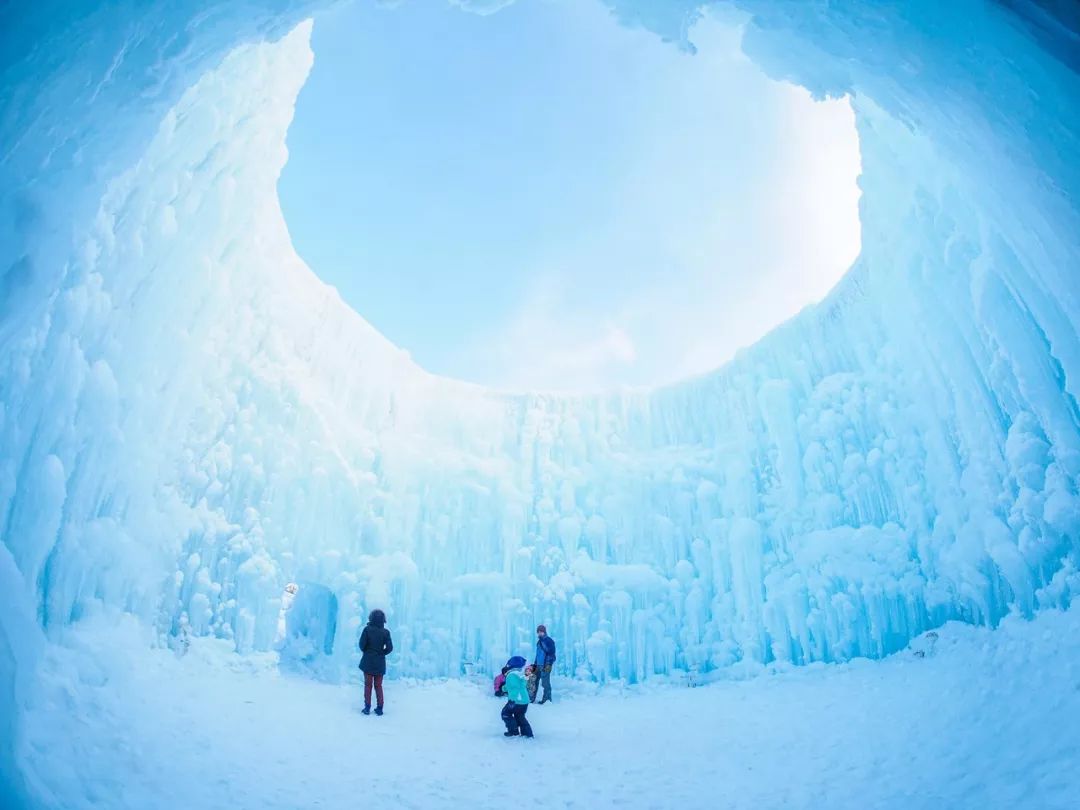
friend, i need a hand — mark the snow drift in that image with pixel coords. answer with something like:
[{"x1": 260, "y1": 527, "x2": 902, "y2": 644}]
[{"x1": 1, "y1": 0, "x2": 1079, "y2": 802}]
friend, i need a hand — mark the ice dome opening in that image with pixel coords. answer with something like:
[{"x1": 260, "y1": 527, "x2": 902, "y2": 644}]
[
  {"x1": 276, "y1": 1, "x2": 864, "y2": 390},
  {"x1": 1, "y1": 1, "x2": 1080, "y2": 807}
]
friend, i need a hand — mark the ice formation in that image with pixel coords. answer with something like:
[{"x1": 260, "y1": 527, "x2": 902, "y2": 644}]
[{"x1": 1, "y1": 0, "x2": 1079, "y2": 802}]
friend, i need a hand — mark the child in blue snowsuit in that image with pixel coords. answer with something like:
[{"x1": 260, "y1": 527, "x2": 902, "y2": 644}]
[{"x1": 500, "y1": 656, "x2": 534, "y2": 738}]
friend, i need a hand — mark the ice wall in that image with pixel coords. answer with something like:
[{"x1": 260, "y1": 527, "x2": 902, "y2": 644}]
[{"x1": 1, "y1": 1, "x2": 1079, "y2": 781}]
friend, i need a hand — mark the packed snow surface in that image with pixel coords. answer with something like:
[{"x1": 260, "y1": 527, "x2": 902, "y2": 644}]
[{"x1": 20, "y1": 604, "x2": 1080, "y2": 809}]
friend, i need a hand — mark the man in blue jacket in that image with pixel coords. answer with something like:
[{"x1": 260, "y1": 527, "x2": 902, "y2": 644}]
[{"x1": 533, "y1": 624, "x2": 556, "y2": 704}]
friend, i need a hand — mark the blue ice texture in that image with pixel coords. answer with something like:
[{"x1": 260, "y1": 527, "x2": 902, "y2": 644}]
[{"x1": 1, "y1": 0, "x2": 1079, "y2": 803}]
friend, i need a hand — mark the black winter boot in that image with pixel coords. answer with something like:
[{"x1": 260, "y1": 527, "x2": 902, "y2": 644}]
[
  {"x1": 375, "y1": 706, "x2": 384, "y2": 716},
  {"x1": 362, "y1": 705, "x2": 371, "y2": 715}
]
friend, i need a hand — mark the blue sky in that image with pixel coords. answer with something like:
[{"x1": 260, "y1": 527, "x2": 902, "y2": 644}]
[{"x1": 279, "y1": 0, "x2": 861, "y2": 391}]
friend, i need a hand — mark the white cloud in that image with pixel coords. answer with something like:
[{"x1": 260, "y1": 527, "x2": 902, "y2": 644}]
[
  {"x1": 472, "y1": 66, "x2": 862, "y2": 391},
  {"x1": 467, "y1": 276, "x2": 640, "y2": 392},
  {"x1": 447, "y1": 0, "x2": 517, "y2": 16}
]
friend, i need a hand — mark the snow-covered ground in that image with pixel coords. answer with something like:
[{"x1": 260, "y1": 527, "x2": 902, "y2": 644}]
[{"x1": 19, "y1": 606, "x2": 1080, "y2": 810}]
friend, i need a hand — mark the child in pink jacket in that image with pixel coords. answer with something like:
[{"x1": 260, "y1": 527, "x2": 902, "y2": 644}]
[{"x1": 493, "y1": 665, "x2": 510, "y2": 697}]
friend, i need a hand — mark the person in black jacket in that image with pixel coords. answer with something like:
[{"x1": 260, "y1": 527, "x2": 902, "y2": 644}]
[{"x1": 359, "y1": 609, "x2": 393, "y2": 715}]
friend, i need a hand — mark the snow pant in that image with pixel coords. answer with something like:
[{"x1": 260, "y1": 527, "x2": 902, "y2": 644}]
[
  {"x1": 538, "y1": 665, "x2": 552, "y2": 702},
  {"x1": 364, "y1": 673, "x2": 384, "y2": 709},
  {"x1": 501, "y1": 702, "x2": 533, "y2": 737}
]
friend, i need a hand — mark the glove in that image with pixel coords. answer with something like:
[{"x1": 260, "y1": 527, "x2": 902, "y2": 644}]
[{"x1": 543, "y1": 664, "x2": 552, "y2": 673}]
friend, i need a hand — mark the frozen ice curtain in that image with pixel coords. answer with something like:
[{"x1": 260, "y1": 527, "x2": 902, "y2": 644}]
[{"x1": 0, "y1": 7, "x2": 1077, "y2": 802}]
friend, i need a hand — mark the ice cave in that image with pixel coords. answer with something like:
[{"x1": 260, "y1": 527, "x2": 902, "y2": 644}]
[{"x1": 1, "y1": 0, "x2": 1079, "y2": 807}]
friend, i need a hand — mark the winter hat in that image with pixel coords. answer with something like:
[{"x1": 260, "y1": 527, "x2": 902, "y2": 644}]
[
  {"x1": 506, "y1": 655, "x2": 527, "y2": 669},
  {"x1": 537, "y1": 624, "x2": 547, "y2": 634}
]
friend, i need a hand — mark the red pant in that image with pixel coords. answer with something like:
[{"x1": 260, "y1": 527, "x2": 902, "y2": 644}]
[{"x1": 364, "y1": 673, "x2": 384, "y2": 708}]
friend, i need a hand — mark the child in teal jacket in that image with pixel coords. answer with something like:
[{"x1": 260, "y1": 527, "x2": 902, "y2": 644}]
[{"x1": 500, "y1": 656, "x2": 534, "y2": 738}]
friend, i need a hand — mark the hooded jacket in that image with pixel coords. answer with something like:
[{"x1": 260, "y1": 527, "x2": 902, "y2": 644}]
[
  {"x1": 358, "y1": 615, "x2": 393, "y2": 675},
  {"x1": 504, "y1": 668, "x2": 530, "y2": 705}
]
